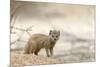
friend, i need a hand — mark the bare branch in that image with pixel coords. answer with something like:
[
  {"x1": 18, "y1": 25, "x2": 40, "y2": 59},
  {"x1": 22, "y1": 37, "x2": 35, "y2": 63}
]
[{"x1": 11, "y1": 25, "x2": 33, "y2": 45}]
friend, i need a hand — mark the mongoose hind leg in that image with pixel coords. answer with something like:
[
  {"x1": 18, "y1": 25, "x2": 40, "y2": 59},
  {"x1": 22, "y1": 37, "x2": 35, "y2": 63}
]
[
  {"x1": 34, "y1": 49, "x2": 41, "y2": 55},
  {"x1": 24, "y1": 44, "x2": 30, "y2": 54}
]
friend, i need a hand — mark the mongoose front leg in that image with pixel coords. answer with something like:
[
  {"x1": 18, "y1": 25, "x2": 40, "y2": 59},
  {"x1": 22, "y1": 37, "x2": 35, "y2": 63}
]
[
  {"x1": 45, "y1": 48, "x2": 50, "y2": 57},
  {"x1": 50, "y1": 47, "x2": 53, "y2": 56}
]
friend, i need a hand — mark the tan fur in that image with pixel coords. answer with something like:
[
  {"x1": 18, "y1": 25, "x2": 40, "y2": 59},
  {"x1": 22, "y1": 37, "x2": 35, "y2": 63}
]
[{"x1": 24, "y1": 30, "x2": 60, "y2": 57}]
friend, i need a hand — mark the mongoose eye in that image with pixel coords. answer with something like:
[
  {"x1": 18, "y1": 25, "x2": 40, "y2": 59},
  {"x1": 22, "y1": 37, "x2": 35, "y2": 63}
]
[
  {"x1": 49, "y1": 32, "x2": 51, "y2": 35},
  {"x1": 52, "y1": 35, "x2": 54, "y2": 37},
  {"x1": 56, "y1": 36, "x2": 58, "y2": 38}
]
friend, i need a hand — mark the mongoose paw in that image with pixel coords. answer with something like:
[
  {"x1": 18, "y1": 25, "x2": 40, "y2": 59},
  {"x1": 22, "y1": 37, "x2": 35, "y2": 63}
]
[{"x1": 47, "y1": 55, "x2": 50, "y2": 57}]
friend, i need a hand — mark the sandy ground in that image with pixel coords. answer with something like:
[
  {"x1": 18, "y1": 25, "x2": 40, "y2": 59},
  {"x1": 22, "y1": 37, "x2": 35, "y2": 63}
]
[
  {"x1": 11, "y1": 45, "x2": 95, "y2": 66},
  {"x1": 11, "y1": 50, "x2": 64, "y2": 66}
]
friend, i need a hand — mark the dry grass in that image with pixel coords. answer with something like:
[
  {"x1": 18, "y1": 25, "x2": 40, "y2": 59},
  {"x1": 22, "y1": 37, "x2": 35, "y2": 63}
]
[
  {"x1": 10, "y1": 50, "x2": 64, "y2": 66},
  {"x1": 10, "y1": 47, "x2": 95, "y2": 67}
]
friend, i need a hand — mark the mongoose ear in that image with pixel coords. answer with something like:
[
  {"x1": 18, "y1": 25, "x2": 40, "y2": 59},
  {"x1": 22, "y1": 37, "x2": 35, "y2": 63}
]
[{"x1": 49, "y1": 30, "x2": 52, "y2": 35}]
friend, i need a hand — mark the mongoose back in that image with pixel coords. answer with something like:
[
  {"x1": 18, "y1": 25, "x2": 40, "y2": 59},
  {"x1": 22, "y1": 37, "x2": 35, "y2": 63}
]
[{"x1": 24, "y1": 30, "x2": 60, "y2": 57}]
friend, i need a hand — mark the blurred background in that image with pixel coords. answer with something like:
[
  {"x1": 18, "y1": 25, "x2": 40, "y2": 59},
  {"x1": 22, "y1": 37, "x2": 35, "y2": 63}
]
[{"x1": 10, "y1": 0, "x2": 95, "y2": 66}]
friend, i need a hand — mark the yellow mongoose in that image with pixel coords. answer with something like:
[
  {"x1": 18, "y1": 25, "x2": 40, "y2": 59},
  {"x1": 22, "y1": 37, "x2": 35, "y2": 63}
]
[{"x1": 24, "y1": 30, "x2": 60, "y2": 57}]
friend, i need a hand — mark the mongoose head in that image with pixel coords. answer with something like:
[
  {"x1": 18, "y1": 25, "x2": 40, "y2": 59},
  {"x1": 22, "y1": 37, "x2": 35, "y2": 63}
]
[{"x1": 49, "y1": 30, "x2": 60, "y2": 42}]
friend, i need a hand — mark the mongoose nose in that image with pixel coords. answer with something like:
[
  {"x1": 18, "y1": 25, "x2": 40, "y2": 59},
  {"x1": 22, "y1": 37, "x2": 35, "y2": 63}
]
[{"x1": 54, "y1": 39, "x2": 56, "y2": 41}]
